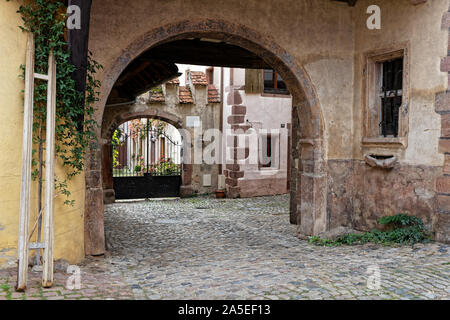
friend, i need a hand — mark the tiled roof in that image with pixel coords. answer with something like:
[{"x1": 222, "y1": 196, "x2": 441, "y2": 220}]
[
  {"x1": 167, "y1": 77, "x2": 179, "y2": 84},
  {"x1": 208, "y1": 85, "x2": 220, "y2": 103},
  {"x1": 189, "y1": 71, "x2": 208, "y2": 85},
  {"x1": 179, "y1": 86, "x2": 193, "y2": 104},
  {"x1": 149, "y1": 92, "x2": 165, "y2": 103}
]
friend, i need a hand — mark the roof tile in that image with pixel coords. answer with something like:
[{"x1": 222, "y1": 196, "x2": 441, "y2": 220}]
[
  {"x1": 149, "y1": 92, "x2": 165, "y2": 103},
  {"x1": 189, "y1": 71, "x2": 208, "y2": 85},
  {"x1": 208, "y1": 85, "x2": 220, "y2": 103},
  {"x1": 179, "y1": 86, "x2": 193, "y2": 104}
]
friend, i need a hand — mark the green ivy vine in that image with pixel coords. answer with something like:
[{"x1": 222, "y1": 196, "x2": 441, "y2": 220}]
[{"x1": 12, "y1": 0, "x2": 103, "y2": 205}]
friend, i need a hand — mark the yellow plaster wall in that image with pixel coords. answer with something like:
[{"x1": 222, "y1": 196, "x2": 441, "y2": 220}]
[{"x1": 0, "y1": 1, "x2": 85, "y2": 269}]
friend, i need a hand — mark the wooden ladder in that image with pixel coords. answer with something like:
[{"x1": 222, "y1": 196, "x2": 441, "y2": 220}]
[{"x1": 16, "y1": 33, "x2": 57, "y2": 291}]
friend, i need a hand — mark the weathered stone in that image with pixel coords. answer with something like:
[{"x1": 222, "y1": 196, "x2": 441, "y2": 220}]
[
  {"x1": 228, "y1": 171, "x2": 244, "y2": 179},
  {"x1": 436, "y1": 176, "x2": 450, "y2": 194},
  {"x1": 225, "y1": 177, "x2": 238, "y2": 187},
  {"x1": 439, "y1": 138, "x2": 450, "y2": 154},
  {"x1": 227, "y1": 115, "x2": 245, "y2": 125},
  {"x1": 231, "y1": 105, "x2": 246, "y2": 115},
  {"x1": 317, "y1": 226, "x2": 363, "y2": 240},
  {"x1": 227, "y1": 90, "x2": 243, "y2": 105},
  {"x1": 84, "y1": 188, "x2": 105, "y2": 256},
  {"x1": 434, "y1": 212, "x2": 450, "y2": 243},
  {"x1": 364, "y1": 155, "x2": 397, "y2": 169},
  {"x1": 103, "y1": 189, "x2": 115, "y2": 204},
  {"x1": 441, "y1": 57, "x2": 450, "y2": 72},
  {"x1": 437, "y1": 194, "x2": 450, "y2": 213}
]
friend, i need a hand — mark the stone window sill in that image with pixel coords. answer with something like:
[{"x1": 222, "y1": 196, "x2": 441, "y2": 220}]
[
  {"x1": 362, "y1": 137, "x2": 407, "y2": 148},
  {"x1": 260, "y1": 93, "x2": 292, "y2": 99}
]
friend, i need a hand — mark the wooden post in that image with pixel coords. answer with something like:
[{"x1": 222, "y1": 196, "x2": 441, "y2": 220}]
[
  {"x1": 42, "y1": 51, "x2": 56, "y2": 288},
  {"x1": 16, "y1": 33, "x2": 35, "y2": 292}
]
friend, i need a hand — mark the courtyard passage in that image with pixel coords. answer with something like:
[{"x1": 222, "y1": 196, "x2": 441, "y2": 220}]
[{"x1": 0, "y1": 195, "x2": 449, "y2": 300}]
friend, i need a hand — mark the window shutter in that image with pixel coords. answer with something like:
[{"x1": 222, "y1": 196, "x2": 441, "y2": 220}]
[{"x1": 245, "y1": 69, "x2": 262, "y2": 93}]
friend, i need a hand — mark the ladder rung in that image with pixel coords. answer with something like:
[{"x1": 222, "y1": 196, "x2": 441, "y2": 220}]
[
  {"x1": 34, "y1": 73, "x2": 48, "y2": 81},
  {"x1": 29, "y1": 242, "x2": 46, "y2": 249}
]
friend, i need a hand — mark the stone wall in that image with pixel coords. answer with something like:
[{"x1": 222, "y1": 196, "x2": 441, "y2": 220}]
[
  {"x1": 434, "y1": 4, "x2": 450, "y2": 242},
  {"x1": 327, "y1": 160, "x2": 441, "y2": 232}
]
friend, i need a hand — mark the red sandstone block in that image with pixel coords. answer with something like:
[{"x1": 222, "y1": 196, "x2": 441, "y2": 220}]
[
  {"x1": 436, "y1": 176, "x2": 450, "y2": 194},
  {"x1": 225, "y1": 177, "x2": 238, "y2": 187},
  {"x1": 444, "y1": 156, "x2": 450, "y2": 174},
  {"x1": 434, "y1": 212, "x2": 450, "y2": 242},
  {"x1": 441, "y1": 57, "x2": 450, "y2": 72},
  {"x1": 437, "y1": 195, "x2": 450, "y2": 213},
  {"x1": 227, "y1": 91, "x2": 243, "y2": 105},
  {"x1": 442, "y1": 12, "x2": 450, "y2": 29},
  {"x1": 442, "y1": 114, "x2": 450, "y2": 137},
  {"x1": 226, "y1": 187, "x2": 241, "y2": 199},
  {"x1": 439, "y1": 138, "x2": 450, "y2": 154},
  {"x1": 227, "y1": 115, "x2": 245, "y2": 125},
  {"x1": 226, "y1": 164, "x2": 240, "y2": 171},
  {"x1": 436, "y1": 91, "x2": 450, "y2": 113},
  {"x1": 231, "y1": 105, "x2": 247, "y2": 115},
  {"x1": 229, "y1": 171, "x2": 244, "y2": 179},
  {"x1": 231, "y1": 124, "x2": 252, "y2": 132}
]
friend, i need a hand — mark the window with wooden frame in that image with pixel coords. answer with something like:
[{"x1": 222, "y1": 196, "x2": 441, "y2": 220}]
[
  {"x1": 362, "y1": 46, "x2": 409, "y2": 147},
  {"x1": 245, "y1": 69, "x2": 289, "y2": 96},
  {"x1": 263, "y1": 69, "x2": 289, "y2": 95}
]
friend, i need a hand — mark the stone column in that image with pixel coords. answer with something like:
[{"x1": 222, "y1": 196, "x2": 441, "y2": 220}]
[
  {"x1": 295, "y1": 138, "x2": 328, "y2": 237},
  {"x1": 289, "y1": 105, "x2": 300, "y2": 224},
  {"x1": 224, "y1": 89, "x2": 249, "y2": 198},
  {"x1": 84, "y1": 139, "x2": 105, "y2": 256},
  {"x1": 102, "y1": 140, "x2": 115, "y2": 204}
]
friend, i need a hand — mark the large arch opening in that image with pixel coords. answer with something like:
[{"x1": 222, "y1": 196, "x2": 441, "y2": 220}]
[{"x1": 85, "y1": 19, "x2": 327, "y2": 256}]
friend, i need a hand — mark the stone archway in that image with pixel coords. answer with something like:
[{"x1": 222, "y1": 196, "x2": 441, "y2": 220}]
[
  {"x1": 101, "y1": 107, "x2": 189, "y2": 205},
  {"x1": 84, "y1": 19, "x2": 327, "y2": 256}
]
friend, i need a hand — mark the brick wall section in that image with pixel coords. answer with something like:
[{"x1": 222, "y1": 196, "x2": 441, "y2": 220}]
[
  {"x1": 434, "y1": 5, "x2": 450, "y2": 243},
  {"x1": 224, "y1": 88, "x2": 248, "y2": 198}
]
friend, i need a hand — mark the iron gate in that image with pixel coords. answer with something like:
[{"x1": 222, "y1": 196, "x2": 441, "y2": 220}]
[{"x1": 112, "y1": 121, "x2": 182, "y2": 199}]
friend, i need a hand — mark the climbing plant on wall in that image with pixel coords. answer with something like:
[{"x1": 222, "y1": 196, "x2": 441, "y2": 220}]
[{"x1": 12, "y1": 0, "x2": 102, "y2": 205}]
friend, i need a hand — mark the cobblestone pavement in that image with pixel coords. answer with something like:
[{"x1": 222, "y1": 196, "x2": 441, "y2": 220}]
[{"x1": 1, "y1": 195, "x2": 449, "y2": 300}]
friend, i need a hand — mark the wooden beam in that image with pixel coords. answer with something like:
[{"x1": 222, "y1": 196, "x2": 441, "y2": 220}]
[{"x1": 67, "y1": 0, "x2": 92, "y2": 127}]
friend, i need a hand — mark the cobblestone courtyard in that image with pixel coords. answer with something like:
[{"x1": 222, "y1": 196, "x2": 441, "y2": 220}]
[{"x1": 1, "y1": 195, "x2": 449, "y2": 300}]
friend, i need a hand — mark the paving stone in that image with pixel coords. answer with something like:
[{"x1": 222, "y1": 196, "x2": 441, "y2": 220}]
[{"x1": 1, "y1": 195, "x2": 449, "y2": 300}]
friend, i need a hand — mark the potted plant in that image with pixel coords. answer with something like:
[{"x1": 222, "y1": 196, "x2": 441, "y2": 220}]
[{"x1": 215, "y1": 189, "x2": 226, "y2": 199}]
